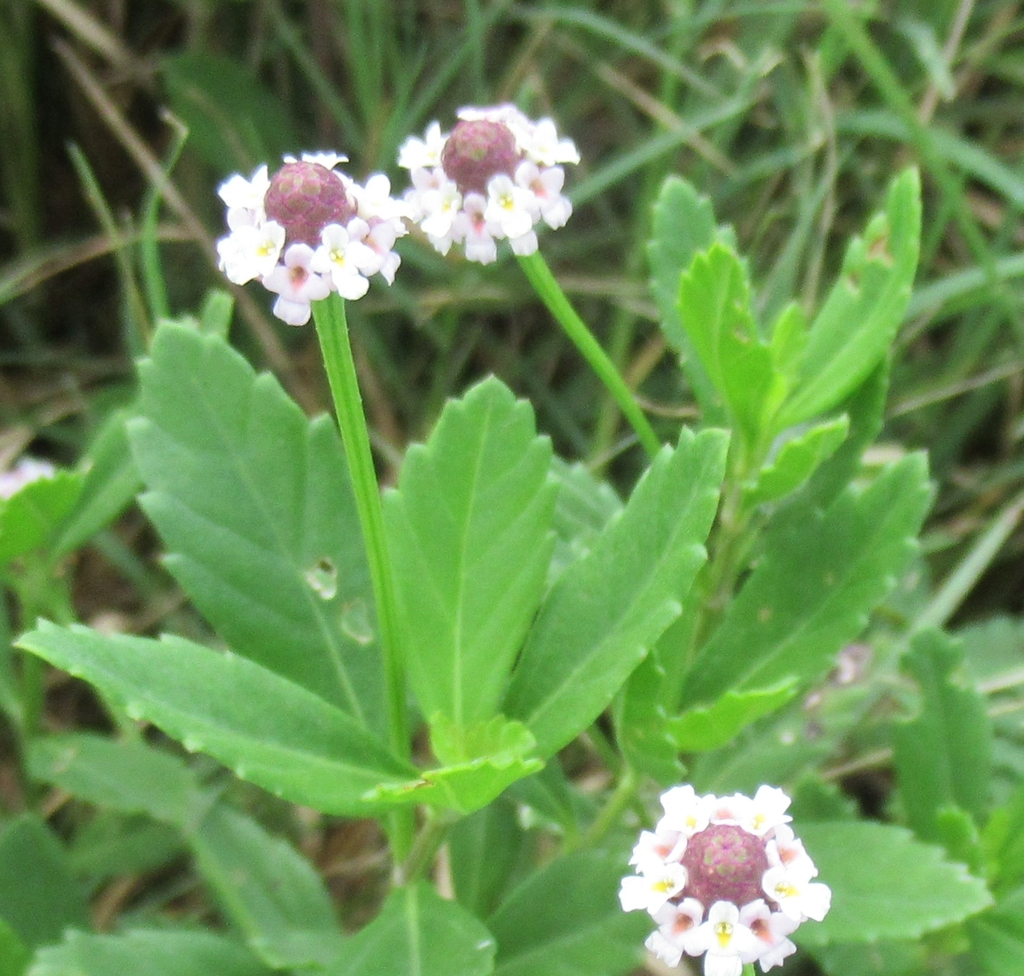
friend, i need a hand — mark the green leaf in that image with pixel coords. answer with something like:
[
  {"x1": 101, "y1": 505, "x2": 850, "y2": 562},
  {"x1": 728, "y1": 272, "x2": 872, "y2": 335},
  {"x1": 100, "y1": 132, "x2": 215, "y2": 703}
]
[
  {"x1": 326, "y1": 882, "x2": 495, "y2": 976},
  {"x1": 69, "y1": 813, "x2": 183, "y2": 883},
  {"x1": 367, "y1": 714, "x2": 543, "y2": 815},
  {"x1": 795, "y1": 821, "x2": 992, "y2": 945},
  {"x1": 385, "y1": 377, "x2": 555, "y2": 725},
  {"x1": 0, "y1": 469, "x2": 82, "y2": 566},
  {"x1": 810, "y1": 940, "x2": 925, "y2": 976},
  {"x1": 983, "y1": 782, "x2": 1024, "y2": 894},
  {"x1": 968, "y1": 889, "x2": 1024, "y2": 975},
  {"x1": 803, "y1": 358, "x2": 890, "y2": 511},
  {"x1": 189, "y1": 804, "x2": 344, "y2": 969},
  {"x1": 17, "y1": 622, "x2": 416, "y2": 815},
  {"x1": 488, "y1": 852, "x2": 649, "y2": 976},
  {"x1": 777, "y1": 169, "x2": 921, "y2": 428},
  {"x1": 26, "y1": 733, "x2": 200, "y2": 828},
  {"x1": 742, "y1": 416, "x2": 849, "y2": 509},
  {"x1": 53, "y1": 408, "x2": 142, "y2": 557},
  {"x1": 681, "y1": 454, "x2": 931, "y2": 708},
  {"x1": 129, "y1": 323, "x2": 384, "y2": 733},
  {"x1": 0, "y1": 596, "x2": 20, "y2": 730},
  {"x1": 667, "y1": 680, "x2": 799, "y2": 752},
  {"x1": 27, "y1": 930, "x2": 273, "y2": 976},
  {"x1": 933, "y1": 806, "x2": 985, "y2": 876},
  {"x1": 892, "y1": 629, "x2": 992, "y2": 843},
  {"x1": 504, "y1": 428, "x2": 728, "y2": 757},
  {"x1": 450, "y1": 801, "x2": 525, "y2": 918},
  {"x1": 615, "y1": 653, "x2": 683, "y2": 785},
  {"x1": 969, "y1": 914, "x2": 1024, "y2": 975},
  {"x1": 677, "y1": 244, "x2": 784, "y2": 443},
  {"x1": 198, "y1": 288, "x2": 234, "y2": 338},
  {"x1": 0, "y1": 917, "x2": 30, "y2": 976},
  {"x1": 647, "y1": 176, "x2": 731, "y2": 423},
  {"x1": 768, "y1": 301, "x2": 808, "y2": 382},
  {"x1": 0, "y1": 815, "x2": 90, "y2": 949},
  {"x1": 160, "y1": 52, "x2": 299, "y2": 172},
  {"x1": 548, "y1": 458, "x2": 622, "y2": 587}
]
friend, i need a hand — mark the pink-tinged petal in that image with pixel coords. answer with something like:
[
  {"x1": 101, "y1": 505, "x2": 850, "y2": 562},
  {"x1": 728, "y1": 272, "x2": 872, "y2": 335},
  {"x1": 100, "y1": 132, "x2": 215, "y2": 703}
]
[
  {"x1": 652, "y1": 897, "x2": 706, "y2": 957},
  {"x1": 710, "y1": 793, "x2": 754, "y2": 825},
  {"x1": 738, "y1": 900, "x2": 800, "y2": 967},
  {"x1": 264, "y1": 243, "x2": 331, "y2": 306}
]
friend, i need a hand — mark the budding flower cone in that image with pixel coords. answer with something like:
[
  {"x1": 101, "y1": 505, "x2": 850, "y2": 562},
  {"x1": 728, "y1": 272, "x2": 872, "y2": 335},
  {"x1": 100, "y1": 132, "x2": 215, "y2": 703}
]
[
  {"x1": 620, "y1": 785, "x2": 831, "y2": 975},
  {"x1": 215, "y1": 153, "x2": 408, "y2": 325}
]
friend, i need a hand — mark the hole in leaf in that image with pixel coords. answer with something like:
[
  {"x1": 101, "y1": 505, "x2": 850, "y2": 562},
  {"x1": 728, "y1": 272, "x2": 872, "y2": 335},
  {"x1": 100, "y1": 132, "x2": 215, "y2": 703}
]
[
  {"x1": 340, "y1": 598, "x2": 374, "y2": 645},
  {"x1": 304, "y1": 556, "x2": 338, "y2": 600}
]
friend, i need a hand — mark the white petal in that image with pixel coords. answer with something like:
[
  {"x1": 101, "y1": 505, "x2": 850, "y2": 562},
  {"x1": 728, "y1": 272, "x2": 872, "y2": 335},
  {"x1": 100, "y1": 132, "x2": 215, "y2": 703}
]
[
  {"x1": 703, "y1": 952, "x2": 744, "y2": 976},
  {"x1": 334, "y1": 271, "x2": 370, "y2": 301},
  {"x1": 509, "y1": 230, "x2": 538, "y2": 255},
  {"x1": 271, "y1": 295, "x2": 311, "y2": 326},
  {"x1": 645, "y1": 929, "x2": 683, "y2": 968},
  {"x1": 300, "y1": 151, "x2": 348, "y2": 169}
]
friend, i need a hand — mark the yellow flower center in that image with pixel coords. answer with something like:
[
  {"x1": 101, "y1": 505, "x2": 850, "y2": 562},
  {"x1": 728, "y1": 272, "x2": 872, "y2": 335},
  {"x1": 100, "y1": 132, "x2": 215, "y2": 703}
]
[{"x1": 774, "y1": 881, "x2": 798, "y2": 899}]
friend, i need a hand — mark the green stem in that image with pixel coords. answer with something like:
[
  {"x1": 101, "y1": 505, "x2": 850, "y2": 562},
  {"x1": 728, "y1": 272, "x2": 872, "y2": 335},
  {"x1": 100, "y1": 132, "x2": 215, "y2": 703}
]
[
  {"x1": 395, "y1": 811, "x2": 457, "y2": 886},
  {"x1": 517, "y1": 251, "x2": 661, "y2": 458},
  {"x1": 312, "y1": 294, "x2": 414, "y2": 862},
  {"x1": 570, "y1": 765, "x2": 638, "y2": 853},
  {"x1": 682, "y1": 434, "x2": 767, "y2": 676},
  {"x1": 13, "y1": 554, "x2": 76, "y2": 739}
]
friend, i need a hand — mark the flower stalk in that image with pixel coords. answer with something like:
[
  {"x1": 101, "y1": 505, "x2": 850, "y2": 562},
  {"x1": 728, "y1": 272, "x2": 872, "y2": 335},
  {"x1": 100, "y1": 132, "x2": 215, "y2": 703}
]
[
  {"x1": 311, "y1": 293, "x2": 413, "y2": 862},
  {"x1": 517, "y1": 250, "x2": 661, "y2": 458}
]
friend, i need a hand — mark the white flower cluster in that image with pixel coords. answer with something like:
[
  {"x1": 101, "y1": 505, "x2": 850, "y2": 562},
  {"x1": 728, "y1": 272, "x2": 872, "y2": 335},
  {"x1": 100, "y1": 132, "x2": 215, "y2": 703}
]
[
  {"x1": 397, "y1": 105, "x2": 579, "y2": 264},
  {"x1": 619, "y1": 785, "x2": 831, "y2": 976},
  {"x1": 215, "y1": 153, "x2": 407, "y2": 326}
]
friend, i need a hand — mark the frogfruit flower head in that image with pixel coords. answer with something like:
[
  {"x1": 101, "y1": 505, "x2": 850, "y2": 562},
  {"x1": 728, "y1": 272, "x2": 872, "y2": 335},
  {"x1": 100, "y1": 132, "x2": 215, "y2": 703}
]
[
  {"x1": 620, "y1": 785, "x2": 831, "y2": 975},
  {"x1": 397, "y1": 105, "x2": 579, "y2": 264},
  {"x1": 215, "y1": 153, "x2": 408, "y2": 325}
]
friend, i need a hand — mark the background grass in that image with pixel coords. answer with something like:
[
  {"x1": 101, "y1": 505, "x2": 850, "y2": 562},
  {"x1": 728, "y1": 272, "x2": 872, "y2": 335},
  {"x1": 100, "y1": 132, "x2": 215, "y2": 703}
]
[{"x1": 2, "y1": 0, "x2": 1024, "y2": 959}]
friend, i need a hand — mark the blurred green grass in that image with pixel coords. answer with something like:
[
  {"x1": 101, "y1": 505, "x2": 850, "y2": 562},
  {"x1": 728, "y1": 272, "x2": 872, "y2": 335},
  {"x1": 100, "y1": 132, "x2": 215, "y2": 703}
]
[{"x1": 2, "y1": 0, "x2": 1024, "y2": 620}]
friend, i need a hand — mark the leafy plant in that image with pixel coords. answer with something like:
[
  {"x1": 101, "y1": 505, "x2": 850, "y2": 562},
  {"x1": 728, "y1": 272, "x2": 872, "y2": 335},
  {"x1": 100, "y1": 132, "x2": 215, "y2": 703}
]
[{"x1": 3, "y1": 4, "x2": 1024, "y2": 974}]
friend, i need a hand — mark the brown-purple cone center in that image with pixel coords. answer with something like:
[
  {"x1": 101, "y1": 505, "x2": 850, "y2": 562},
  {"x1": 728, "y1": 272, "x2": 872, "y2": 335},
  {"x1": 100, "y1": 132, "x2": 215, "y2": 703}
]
[
  {"x1": 441, "y1": 120, "x2": 520, "y2": 195},
  {"x1": 680, "y1": 824, "x2": 769, "y2": 909},
  {"x1": 264, "y1": 161, "x2": 356, "y2": 247}
]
